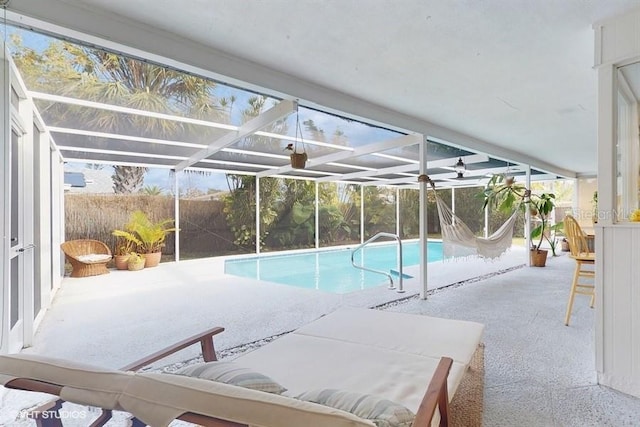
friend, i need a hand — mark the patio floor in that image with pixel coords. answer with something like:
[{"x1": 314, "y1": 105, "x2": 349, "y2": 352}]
[{"x1": 2, "y1": 248, "x2": 640, "y2": 426}]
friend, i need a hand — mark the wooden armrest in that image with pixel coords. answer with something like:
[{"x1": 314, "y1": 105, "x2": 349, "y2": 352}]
[
  {"x1": 177, "y1": 412, "x2": 248, "y2": 427},
  {"x1": 413, "y1": 357, "x2": 453, "y2": 427},
  {"x1": 6, "y1": 327, "x2": 226, "y2": 427},
  {"x1": 6, "y1": 378, "x2": 64, "y2": 396},
  {"x1": 121, "y1": 326, "x2": 225, "y2": 371},
  {"x1": 10, "y1": 380, "x2": 113, "y2": 427}
]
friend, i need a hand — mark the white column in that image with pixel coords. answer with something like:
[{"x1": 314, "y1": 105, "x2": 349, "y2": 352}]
[
  {"x1": 0, "y1": 49, "x2": 10, "y2": 354},
  {"x1": 173, "y1": 171, "x2": 180, "y2": 261},
  {"x1": 419, "y1": 137, "x2": 428, "y2": 300},
  {"x1": 360, "y1": 185, "x2": 365, "y2": 243},
  {"x1": 451, "y1": 187, "x2": 456, "y2": 215},
  {"x1": 525, "y1": 165, "x2": 531, "y2": 266},
  {"x1": 396, "y1": 187, "x2": 400, "y2": 237},
  {"x1": 34, "y1": 128, "x2": 52, "y2": 333},
  {"x1": 484, "y1": 200, "x2": 489, "y2": 238},
  {"x1": 21, "y1": 93, "x2": 35, "y2": 347},
  {"x1": 51, "y1": 154, "x2": 65, "y2": 290},
  {"x1": 572, "y1": 178, "x2": 579, "y2": 216},
  {"x1": 315, "y1": 181, "x2": 319, "y2": 249},
  {"x1": 256, "y1": 177, "x2": 261, "y2": 255}
]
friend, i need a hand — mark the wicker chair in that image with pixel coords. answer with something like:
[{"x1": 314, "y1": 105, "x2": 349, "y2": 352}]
[{"x1": 60, "y1": 239, "x2": 112, "y2": 278}]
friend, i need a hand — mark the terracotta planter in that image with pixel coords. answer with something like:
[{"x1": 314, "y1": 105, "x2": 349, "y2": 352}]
[
  {"x1": 530, "y1": 249, "x2": 548, "y2": 267},
  {"x1": 144, "y1": 251, "x2": 162, "y2": 268},
  {"x1": 290, "y1": 152, "x2": 307, "y2": 169},
  {"x1": 128, "y1": 258, "x2": 145, "y2": 271},
  {"x1": 114, "y1": 254, "x2": 130, "y2": 270}
]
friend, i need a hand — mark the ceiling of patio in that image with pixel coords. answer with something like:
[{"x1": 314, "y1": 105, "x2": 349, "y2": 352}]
[{"x1": 7, "y1": 0, "x2": 639, "y2": 187}]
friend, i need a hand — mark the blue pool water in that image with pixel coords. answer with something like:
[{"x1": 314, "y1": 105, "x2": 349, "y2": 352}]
[{"x1": 224, "y1": 241, "x2": 444, "y2": 294}]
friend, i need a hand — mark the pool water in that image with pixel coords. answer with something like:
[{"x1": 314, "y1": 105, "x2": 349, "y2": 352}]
[{"x1": 224, "y1": 241, "x2": 444, "y2": 294}]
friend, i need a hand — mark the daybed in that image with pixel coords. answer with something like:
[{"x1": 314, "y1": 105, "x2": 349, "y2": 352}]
[{"x1": 0, "y1": 307, "x2": 485, "y2": 426}]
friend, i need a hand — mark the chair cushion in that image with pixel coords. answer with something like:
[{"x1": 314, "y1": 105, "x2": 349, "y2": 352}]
[
  {"x1": 77, "y1": 254, "x2": 112, "y2": 263},
  {"x1": 173, "y1": 361, "x2": 286, "y2": 394},
  {"x1": 297, "y1": 389, "x2": 415, "y2": 427}
]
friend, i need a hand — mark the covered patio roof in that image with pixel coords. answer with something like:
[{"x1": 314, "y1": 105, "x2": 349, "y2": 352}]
[
  {"x1": 8, "y1": 0, "x2": 639, "y2": 186},
  {"x1": 3, "y1": 15, "x2": 573, "y2": 190},
  {"x1": 21, "y1": 57, "x2": 560, "y2": 190}
]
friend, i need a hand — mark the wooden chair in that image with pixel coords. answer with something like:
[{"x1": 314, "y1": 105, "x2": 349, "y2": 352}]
[
  {"x1": 563, "y1": 215, "x2": 595, "y2": 326},
  {"x1": 60, "y1": 239, "x2": 112, "y2": 277}
]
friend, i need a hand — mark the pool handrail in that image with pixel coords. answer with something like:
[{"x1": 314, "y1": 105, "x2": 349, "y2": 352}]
[{"x1": 350, "y1": 232, "x2": 404, "y2": 293}]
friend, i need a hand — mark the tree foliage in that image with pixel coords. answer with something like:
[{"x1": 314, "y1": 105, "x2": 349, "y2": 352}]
[{"x1": 10, "y1": 33, "x2": 221, "y2": 193}]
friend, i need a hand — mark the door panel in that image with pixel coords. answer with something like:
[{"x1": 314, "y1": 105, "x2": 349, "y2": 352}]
[{"x1": 8, "y1": 128, "x2": 24, "y2": 351}]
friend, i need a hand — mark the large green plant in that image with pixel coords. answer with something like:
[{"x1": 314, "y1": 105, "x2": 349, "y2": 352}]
[
  {"x1": 111, "y1": 231, "x2": 141, "y2": 256},
  {"x1": 482, "y1": 174, "x2": 562, "y2": 253},
  {"x1": 114, "y1": 211, "x2": 176, "y2": 254}
]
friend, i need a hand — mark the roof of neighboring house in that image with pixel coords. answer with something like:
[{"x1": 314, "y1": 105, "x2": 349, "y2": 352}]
[{"x1": 65, "y1": 169, "x2": 114, "y2": 194}]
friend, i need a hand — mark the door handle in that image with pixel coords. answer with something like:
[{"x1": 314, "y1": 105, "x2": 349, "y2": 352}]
[{"x1": 17, "y1": 244, "x2": 36, "y2": 253}]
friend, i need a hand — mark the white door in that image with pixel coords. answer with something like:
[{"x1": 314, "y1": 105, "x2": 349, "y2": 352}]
[
  {"x1": 1, "y1": 50, "x2": 34, "y2": 354},
  {"x1": 7, "y1": 127, "x2": 25, "y2": 352}
]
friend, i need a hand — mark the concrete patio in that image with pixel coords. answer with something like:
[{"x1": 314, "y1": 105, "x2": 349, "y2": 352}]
[{"x1": 2, "y1": 248, "x2": 640, "y2": 426}]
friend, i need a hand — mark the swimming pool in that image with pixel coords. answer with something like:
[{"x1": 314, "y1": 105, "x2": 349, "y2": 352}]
[{"x1": 224, "y1": 241, "x2": 444, "y2": 294}]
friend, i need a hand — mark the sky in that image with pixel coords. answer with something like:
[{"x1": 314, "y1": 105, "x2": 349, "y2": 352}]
[{"x1": 9, "y1": 23, "x2": 404, "y2": 195}]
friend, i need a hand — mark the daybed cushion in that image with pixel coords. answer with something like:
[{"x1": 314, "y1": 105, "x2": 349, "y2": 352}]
[
  {"x1": 173, "y1": 361, "x2": 286, "y2": 394},
  {"x1": 0, "y1": 354, "x2": 132, "y2": 410},
  {"x1": 235, "y1": 307, "x2": 484, "y2": 414},
  {"x1": 120, "y1": 372, "x2": 376, "y2": 427},
  {"x1": 294, "y1": 307, "x2": 482, "y2": 364},
  {"x1": 297, "y1": 389, "x2": 415, "y2": 427}
]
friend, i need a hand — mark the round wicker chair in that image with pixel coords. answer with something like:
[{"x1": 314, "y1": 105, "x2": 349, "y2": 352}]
[{"x1": 60, "y1": 239, "x2": 112, "y2": 278}]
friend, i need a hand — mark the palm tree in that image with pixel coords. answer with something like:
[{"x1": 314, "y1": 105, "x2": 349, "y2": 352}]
[
  {"x1": 141, "y1": 185, "x2": 163, "y2": 196},
  {"x1": 10, "y1": 33, "x2": 223, "y2": 193}
]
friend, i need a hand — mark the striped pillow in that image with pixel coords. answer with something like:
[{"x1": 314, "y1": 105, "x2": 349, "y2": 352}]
[
  {"x1": 173, "y1": 361, "x2": 287, "y2": 394},
  {"x1": 297, "y1": 389, "x2": 415, "y2": 427}
]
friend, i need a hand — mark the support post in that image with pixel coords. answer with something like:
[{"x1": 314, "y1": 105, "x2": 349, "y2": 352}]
[
  {"x1": 173, "y1": 171, "x2": 180, "y2": 261},
  {"x1": 419, "y1": 136, "x2": 428, "y2": 299},
  {"x1": 396, "y1": 187, "x2": 401, "y2": 237},
  {"x1": 360, "y1": 185, "x2": 365, "y2": 244},
  {"x1": 255, "y1": 176, "x2": 260, "y2": 255},
  {"x1": 484, "y1": 199, "x2": 489, "y2": 238},
  {"x1": 525, "y1": 165, "x2": 531, "y2": 266},
  {"x1": 451, "y1": 186, "x2": 455, "y2": 216},
  {"x1": 315, "y1": 181, "x2": 319, "y2": 249}
]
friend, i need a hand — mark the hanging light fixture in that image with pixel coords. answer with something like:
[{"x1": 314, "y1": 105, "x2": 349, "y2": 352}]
[{"x1": 454, "y1": 157, "x2": 466, "y2": 179}]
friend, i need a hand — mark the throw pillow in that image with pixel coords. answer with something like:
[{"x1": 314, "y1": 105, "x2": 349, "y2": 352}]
[
  {"x1": 173, "y1": 361, "x2": 286, "y2": 394},
  {"x1": 297, "y1": 389, "x2": 415, "y2": 427}
]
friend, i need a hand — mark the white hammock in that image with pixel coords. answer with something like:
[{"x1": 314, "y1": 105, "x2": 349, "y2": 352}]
[{"x1": 434, "y1": 193, "x2": 519, "y2": 260}]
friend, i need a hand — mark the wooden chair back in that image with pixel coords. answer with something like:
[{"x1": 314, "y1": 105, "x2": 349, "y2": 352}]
[{"x1": 563, "y1": 215, "x2": 591, "y2": 256}]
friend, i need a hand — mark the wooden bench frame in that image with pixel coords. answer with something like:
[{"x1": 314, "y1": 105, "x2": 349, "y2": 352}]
[{"x1": 6, "y1": 327, "x2": 453, "y2": 427}]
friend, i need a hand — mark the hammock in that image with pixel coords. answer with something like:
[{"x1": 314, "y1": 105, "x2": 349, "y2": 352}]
[{"x1": 434, "y1": 192, "x2": 520, "y2": 260}]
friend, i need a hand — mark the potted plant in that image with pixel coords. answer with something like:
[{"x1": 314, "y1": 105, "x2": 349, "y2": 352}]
[
  {"x1": 284, "y1": 143, "x2": 307, "y2": 169},
  {"x1": 284, "y1": 108, "x2": 308, "y2": 169},
  {"x1": 127, "y1": 252, "x2": 146, "y2": 271},
  {"x1": 482, "y1": 174, "x2": 562, "y2": 267},
  {"x1": 113, "y1": 211, "x2": 176, "y2": 268},
  {"x1": 111, "y1": 233, "x2": 141, "y2": 270}
]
